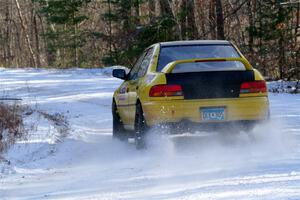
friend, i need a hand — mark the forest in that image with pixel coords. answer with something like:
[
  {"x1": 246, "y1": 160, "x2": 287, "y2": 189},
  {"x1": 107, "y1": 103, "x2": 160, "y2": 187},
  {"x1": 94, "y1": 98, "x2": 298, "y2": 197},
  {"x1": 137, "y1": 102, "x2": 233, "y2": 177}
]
[{"x1": 0, "y1": 0, "x2": 299, "y2": 80}]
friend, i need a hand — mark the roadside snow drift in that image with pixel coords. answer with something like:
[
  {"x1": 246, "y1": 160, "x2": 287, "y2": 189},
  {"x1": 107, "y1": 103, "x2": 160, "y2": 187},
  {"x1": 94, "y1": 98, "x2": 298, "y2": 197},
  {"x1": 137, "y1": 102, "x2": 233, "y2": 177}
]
[{"x1": 0, "y1": 68, "x2": 299, "y2": 200}]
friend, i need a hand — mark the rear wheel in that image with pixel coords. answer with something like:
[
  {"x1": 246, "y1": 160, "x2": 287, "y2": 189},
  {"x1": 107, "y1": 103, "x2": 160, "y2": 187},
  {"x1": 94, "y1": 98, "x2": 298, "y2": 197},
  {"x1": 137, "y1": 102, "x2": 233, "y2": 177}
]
[
  {"x1": 112, "y1": 100, "x2": 126, "y2": 141},
  {"x1": 241, "y1": 122, "x2": 256, "y2": 133},
  {"x1": 134, "y1": 103, "x2": 147, "y2": 149}
]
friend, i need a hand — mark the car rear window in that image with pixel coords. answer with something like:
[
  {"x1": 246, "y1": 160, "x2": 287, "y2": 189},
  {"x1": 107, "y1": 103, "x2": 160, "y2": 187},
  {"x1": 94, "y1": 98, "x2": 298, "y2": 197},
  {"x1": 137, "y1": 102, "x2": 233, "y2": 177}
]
[
  {"x1": 157, "y1": 44, "x2": 241, "y2": 72},
  {"x1": 172, "y1": 61, "x2": 246, "y2": 73}
]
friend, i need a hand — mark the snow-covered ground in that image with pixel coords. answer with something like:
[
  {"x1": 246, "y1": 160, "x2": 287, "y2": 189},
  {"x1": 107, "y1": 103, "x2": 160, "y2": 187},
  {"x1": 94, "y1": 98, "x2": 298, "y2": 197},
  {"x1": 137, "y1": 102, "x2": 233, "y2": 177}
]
[
  {"x1": 268, "y1": 80, "x2": 300, "y2": 93},
  {"x1": 0, "y1": 68, "x2": 299, "y2": 200}
]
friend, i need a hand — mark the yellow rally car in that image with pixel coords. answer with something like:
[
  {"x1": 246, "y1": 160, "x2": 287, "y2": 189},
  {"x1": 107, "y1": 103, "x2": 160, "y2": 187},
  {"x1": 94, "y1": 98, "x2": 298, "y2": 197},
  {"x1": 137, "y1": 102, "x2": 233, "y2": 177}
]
[{"x1": 112, "y1": 40, "x2": 269, "y2": 148}]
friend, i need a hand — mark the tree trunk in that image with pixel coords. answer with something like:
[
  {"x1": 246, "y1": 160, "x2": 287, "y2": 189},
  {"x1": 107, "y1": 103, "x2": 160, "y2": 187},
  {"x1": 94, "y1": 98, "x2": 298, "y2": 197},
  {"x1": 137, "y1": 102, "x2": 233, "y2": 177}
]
[
  {"x1": 148, "y1": 0, "x2": 155, "y2": 23},
  {"x1": 180, "y1": 0, "x2": 187, "y2": 40},
  {"x1": 5, "y1": 1, "x2": 12, "y2": 67},
  {"x1": 295, "y1": 3, "x2": 299, "y2": 71},
  {"x1": 279, "y1": 37, "x2": 285, "y2": 79},
  {"x1": 159, "y1": 0, "x2": 179, "y2": 40},
  {"x1": 195, "y1": 0, "x2": 206, "y2": 38},
  {"x1": 74, "y1": 23, "x2": 78, "y2": 67},
  {"x1": 247, "y1": 0, "x2": 255, "y2": 54},
  {"x1": 159, "y1": 0, "x2": 174, "y2": 18},
  {"x1": 209, "y1": 0, "x2": 216, "y2": 39},
  {"x1": 133, "y1": 0, "x2": 140, "y2": 25},
  {"x1": 33, "y1": 13, "x2": 41, "y2": 67},
  {"x1": 215, "y1": 0, "x2": 225, "y2": 40},
  {"x1": 291, "y1": 2, "x2": 299, "y2": 44},
  {"x1": 187, "y1": 0, "x2": 197, "y2": 39},
  {"x1": 14, "y1": 0, "x2": 37, "y2": 68}
]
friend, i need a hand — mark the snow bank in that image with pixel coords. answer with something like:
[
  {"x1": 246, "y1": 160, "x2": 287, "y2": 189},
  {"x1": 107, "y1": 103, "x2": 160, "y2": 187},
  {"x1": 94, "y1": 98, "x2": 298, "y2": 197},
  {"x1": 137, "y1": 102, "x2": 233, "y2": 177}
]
[
  {"x1": 268, "y1": 80, "x2": 300, "y2": 94},
  {"x1": 0, "y1": 66, "x2": 130, "y2": 77}
]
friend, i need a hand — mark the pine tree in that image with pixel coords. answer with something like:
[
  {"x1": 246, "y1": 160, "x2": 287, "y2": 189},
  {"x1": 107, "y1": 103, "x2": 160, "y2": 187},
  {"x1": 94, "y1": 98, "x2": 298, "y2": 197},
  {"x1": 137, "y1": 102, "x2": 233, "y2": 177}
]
[
  {"x1": 102, "y1": 0, "x2": 136, "y2": 66},
  {"x1": 248, "y1": 0, "x2": 292, "y2": 78},
  {"x1": 33, "y1": 0, "x2": 91, "y2": 67},
  {"x1": 102, "y1": 0, "x2": 178, "y2": 66}
]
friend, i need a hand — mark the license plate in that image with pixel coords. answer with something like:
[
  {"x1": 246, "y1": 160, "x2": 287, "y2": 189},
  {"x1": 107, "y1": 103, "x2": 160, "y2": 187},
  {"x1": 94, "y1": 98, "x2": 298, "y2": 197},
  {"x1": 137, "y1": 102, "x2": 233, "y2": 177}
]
[{"x1": 201, "y1": 107, "x2": 225, "y2": 121}]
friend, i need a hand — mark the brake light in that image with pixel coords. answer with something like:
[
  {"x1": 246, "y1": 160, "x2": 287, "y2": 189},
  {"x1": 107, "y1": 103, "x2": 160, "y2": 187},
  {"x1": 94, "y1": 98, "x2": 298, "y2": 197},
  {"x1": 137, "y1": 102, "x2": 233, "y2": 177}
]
[
  {"x1": 149, "y1": 85, "x2": 183, "y2": 97},
  {"x1": 240, "y1": 81, "x2": 267, "y2": 94}
]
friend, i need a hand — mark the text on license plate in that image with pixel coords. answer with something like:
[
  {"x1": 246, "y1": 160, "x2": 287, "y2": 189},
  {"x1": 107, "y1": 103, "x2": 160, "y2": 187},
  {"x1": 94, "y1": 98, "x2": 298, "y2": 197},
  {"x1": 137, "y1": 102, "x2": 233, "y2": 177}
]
[{"x1": 201, "y1": 107, "x2": 225, "y2": 121}]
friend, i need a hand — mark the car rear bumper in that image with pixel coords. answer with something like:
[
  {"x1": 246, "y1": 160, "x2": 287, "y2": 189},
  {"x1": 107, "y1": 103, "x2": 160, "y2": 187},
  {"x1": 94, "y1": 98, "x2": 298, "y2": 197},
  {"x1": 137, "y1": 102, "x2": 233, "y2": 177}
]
[
  {"x1": 158, "y1": 120, "x2": 262, "y2": 134},
  {"x1": 142, "y1": 97, "x2": 269, "y2": 126}
]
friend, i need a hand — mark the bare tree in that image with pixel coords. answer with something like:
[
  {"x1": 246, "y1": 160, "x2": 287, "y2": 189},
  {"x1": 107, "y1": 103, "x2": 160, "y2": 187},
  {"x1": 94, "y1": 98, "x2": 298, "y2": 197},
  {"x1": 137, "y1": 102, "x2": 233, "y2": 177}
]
[
  {"x1": 148, "y1": 0, "x2": 156, "y2": 23},
  {"x1": 14, "y1": 0, "x2": 37, "y2": 68},
  {"x1": 209, "y1": 0, "x2": 217, "y2": 39},
  {"x1": 215, "y1": 0, "x2": 225, "y2": 40}
]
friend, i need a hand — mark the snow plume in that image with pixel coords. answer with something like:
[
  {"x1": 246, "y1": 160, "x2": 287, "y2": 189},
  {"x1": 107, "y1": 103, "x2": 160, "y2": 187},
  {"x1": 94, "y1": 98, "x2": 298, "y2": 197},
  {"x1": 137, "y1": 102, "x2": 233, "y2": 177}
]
[
  {"x1": 251, "y1": 120, "x2": 297, "y2": 156},
  {"x1": 136, "y1": 118, "x2": 297, "y2": 179}
]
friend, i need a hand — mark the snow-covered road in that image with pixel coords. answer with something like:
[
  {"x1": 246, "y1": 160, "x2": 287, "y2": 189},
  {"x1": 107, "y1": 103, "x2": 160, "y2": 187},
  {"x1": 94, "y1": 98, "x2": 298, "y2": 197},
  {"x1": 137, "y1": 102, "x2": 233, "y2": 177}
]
[{"x1": 0, "y1": 69, "x2": 299, "y2": 200}]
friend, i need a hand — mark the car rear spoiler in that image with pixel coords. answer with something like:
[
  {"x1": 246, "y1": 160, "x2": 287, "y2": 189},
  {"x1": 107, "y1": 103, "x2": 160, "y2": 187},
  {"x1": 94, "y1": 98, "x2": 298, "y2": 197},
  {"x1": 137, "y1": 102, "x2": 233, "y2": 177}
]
[{"x1": 161, "y1": 57, "x2": 252, "y2": 73}]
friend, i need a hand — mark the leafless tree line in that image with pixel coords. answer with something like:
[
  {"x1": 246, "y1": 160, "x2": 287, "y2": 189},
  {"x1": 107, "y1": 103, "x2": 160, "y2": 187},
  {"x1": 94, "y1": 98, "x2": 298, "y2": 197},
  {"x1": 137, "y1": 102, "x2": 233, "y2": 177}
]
[{"x1": 0, "y1": 0, "x2": 299, "y2": 79}]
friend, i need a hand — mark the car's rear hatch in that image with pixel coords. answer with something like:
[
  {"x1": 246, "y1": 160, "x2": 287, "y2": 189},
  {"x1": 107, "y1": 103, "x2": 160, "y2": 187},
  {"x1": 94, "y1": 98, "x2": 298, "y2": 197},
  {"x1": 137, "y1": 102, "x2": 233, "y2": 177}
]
[
  {"x1": 158, "y1": 58, "x2": 262, "y2": 100},
  {"x1": 166, "y1": 70, "x2": 255, "y2": 99},
  {"x1": 156, "y1": 44, "x2": 260, "y2": 100}
]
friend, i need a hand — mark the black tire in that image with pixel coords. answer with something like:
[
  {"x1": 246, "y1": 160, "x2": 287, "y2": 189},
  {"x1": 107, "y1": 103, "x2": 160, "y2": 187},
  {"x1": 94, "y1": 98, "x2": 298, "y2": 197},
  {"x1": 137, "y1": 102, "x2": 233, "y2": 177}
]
[
  {"x1": 241, "y1": 122, "x2": 256, "y2": 133},
  {"x1": 239, "y1": 122, "x2": 257, "y2": 142},
  {"x1": 112, "y1": 100, "x2": 126, "y2": 141},
  {"x1": 134, "y1": 103, "x2": 147, "y2": 149}
]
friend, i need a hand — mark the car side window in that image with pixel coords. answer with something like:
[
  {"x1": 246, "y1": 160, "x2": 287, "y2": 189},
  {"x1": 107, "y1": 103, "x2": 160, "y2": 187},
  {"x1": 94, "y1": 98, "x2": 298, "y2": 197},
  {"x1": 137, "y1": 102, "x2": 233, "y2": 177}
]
[
  {"x1": 137, "y1": 48, "x2": 154, "y2": 78},
  {"x1": 128, "y1": 52, "x2": 146, "y2": 80}
]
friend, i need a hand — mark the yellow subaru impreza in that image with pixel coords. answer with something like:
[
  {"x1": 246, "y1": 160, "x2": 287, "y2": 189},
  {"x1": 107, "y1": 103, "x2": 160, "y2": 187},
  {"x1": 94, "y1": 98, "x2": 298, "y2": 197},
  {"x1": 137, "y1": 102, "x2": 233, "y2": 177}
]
[{"x1": 112, "y1": 40, "x2": 269, "y2": 148}]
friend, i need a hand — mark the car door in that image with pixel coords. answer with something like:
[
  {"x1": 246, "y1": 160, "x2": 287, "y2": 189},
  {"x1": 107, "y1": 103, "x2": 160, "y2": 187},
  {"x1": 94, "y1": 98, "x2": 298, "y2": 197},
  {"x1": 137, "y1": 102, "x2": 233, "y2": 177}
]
[
  {"x1": 115, "y1": 81, "x2": 129, "y2": 125},
  {"x1": 119, "y1": 52, "x2": 146, "y2": 128},
  {"x1": 127, "y1": 48, "x2": 154, "y2": 126}
]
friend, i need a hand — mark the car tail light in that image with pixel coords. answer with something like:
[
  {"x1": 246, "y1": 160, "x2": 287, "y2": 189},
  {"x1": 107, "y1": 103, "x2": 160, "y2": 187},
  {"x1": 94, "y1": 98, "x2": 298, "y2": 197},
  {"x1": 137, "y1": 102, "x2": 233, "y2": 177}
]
[
  {"x1": 149, "y1": 85, "x2": 183, "y2": 97},
  {"x1": 240, "y1": 81, "x2": 267, "y2": 94}
]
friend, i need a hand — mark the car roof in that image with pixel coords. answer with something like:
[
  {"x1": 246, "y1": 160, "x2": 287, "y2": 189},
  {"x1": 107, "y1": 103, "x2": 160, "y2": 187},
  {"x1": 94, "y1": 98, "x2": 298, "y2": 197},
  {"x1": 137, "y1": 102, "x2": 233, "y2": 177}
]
[{"x1": 158, "y1": 40, "x2": 231, "y2": 47}]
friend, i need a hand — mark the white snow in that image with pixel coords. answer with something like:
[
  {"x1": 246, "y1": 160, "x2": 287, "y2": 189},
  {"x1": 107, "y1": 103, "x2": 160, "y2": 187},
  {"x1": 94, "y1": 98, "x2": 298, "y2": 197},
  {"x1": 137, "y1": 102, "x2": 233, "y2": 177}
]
[
  {"x1": 268, "y1": 80, "x2": 300, "y2": 93},
  {"x1": 0, "y1": 68, "x2": 299, "y2": 200}
]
